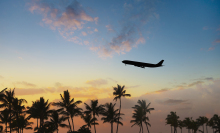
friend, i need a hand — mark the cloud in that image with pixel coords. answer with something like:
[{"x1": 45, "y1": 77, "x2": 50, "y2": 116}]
[
  {"x1": 15, "y1": 88, "x2": 45, "y2": 96},
  {"x1": 84, "y1": 41, "x2": 89, "y2": 45},
  {"x1": 203, "y1": 26, "x2": 209, "y2": 30},
  {"x1": 0, "y1": 75, "x2": 3, "y2": 79},
  {"x1": 154, "y1": 88, "x2": 170, "y2": 93},
  {"x1": 214, "y1": 39, "x2": 220, "y2": 43},
  {"x1": 94, "y1": 28, "x2": 98, "y2": 32},
  {"x1": 15, "y1": 81, "x2": 37, "y2": 87},
  {"x1": 126, "y1": 85, "x2": 140, "y2": 89},
  {"x1": 81, "y1": 31, "x2": 87, "y2": 36},
  {"x1": 93, "y1": 0, "x2": 158, "y2": 57},
  {"x1": 86, "y1": 79, "x2": 108, "y2": 87},
  {"x1": 28, "y1": 0, "x2": 158, "y2": 58},
  {"x1": 68, "y1": 36, "x2": 82, "y2": 45},
  {"x1": 94, "y1": 17, "x2": 99, "y2": 24},
  {"x1": 157, "y1": 99, "x2": 189, "y2": 105},
  {"x1": 208, "y1": 47, "x2": 215, "y2": 51},
  {"x1": 107, "y1": 78, "x2": 118, "y2": 83},
  {"x1": 106, "y1": 25, "x2": 114, "y2": 32},
  {"x1": 28, "y1": 0, "x2": 97, "y2": 45},
  {"x1": 188, "y1": 81, "x2": 204, "y2": 87}
]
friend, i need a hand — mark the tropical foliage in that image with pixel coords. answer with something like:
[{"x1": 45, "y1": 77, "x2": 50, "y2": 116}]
[{"x1": 0, "y1": 87, "x2": 218, "y2": 133}]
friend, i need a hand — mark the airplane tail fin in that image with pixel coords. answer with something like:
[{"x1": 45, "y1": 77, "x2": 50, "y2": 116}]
[{"x1": 157, "y1": 60, "x2": 164, "y2": 66}]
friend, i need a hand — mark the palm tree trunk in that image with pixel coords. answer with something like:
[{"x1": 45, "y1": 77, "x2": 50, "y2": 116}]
[
  {"x1": 93, "y1": 114, "x2": 96, "y2": 133},
  {"x1": 203, "y1": 125, "x2": 205, "y2": 133},
  {"x1": 141, "y1": 122, "x2": 143, "y2": 133},
  {"x1": 206, "y1": 125, "x2": 208, "y2": 133},
  {"x1": 37, "y1": 118, "x2": 38, "y2": 129},
  {"x1": 5, "y1": 122, "x2": 7, "y2": 133},
  {"x1": 116, "y1": 98, "x2": 121, "y2": 133},
  {"x1": 57, "y1": 128, "x2": 58, "y2": 133},
  {"x1": 146, "y1": 125, "x2": 150, "y2": 133},
  {"x1": 111, "y1": 122, "x2": 113, "y2": 133},
  {"x1": 9, "y1": 108, "x2": 11, "y2": 133},
  {"x1": 181, "y1": 128, "x2": 182, "y2": 133},
  {"x1": 71, "y1": 117, "x2": 74, "y2": 131},
  {"x1": 139, "y1": 126, "x2": 141, "y2": 133},
  {"x1": 171, "y1": 126, "x2": 173, "y2": 133},
  {"x1": 67, "y1": 118, "x2": 72, "y2": 131}
]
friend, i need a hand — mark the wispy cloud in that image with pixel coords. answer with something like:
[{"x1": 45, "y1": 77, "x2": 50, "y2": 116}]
[
  {"x1": 15, "y1": 81, "x2": 36, "y2": 87},
  {"x1": 86, "y1": 79, "x2": 108, "y2": 87},
  {"x1": 94, "y1": 0, "x2": 157, "y2": 57},
  {"x1": 157, "y1": 99, "x2": 189, "y2": 105},
  {"x1": 28, "y1": 0, "x2": 97, "y2": 45},
  {"x1": 203, "y1": 26, "x2": 210, "y2": 30}
]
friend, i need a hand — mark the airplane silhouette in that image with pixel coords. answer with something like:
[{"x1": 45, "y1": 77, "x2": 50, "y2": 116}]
[{"x1": 122, "y1": 60, "x2": 164, "y2": 68}]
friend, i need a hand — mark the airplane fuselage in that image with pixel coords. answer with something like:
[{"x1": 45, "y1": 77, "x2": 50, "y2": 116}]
[{"x1": 122, "y1": 60, "x2": 164, "y2": 68}]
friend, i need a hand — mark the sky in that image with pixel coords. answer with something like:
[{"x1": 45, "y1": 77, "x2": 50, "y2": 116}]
[{"x1": 0, "y1": 0, "x2": 220, "y2": 133}]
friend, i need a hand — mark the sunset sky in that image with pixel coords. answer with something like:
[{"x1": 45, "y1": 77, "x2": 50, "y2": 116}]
[{"x1": 0, "y1": 0, "x2": 220, "y2": 133}]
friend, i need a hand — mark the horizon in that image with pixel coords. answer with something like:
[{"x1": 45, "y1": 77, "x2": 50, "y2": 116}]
[{"x1": 0, "y1": 0, "x2": 220, "y2": 133}]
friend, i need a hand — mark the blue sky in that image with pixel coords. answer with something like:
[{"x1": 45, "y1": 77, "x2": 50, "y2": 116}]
[{"x1": 0, "y1": 0, "x2": 220, "y2": 132}]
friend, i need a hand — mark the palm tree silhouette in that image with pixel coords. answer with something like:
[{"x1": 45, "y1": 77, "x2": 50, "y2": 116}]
[
  {"x1": 178, "y1": 120, "x2": 184, "y2": 133},
  {"x1": 26, "y1": 101, "x2": 41, "y2": 130},
  {"x1": 130, "y1": 104, "x2": 142, "y2": 133},
  {"x1": 165, "y1": 112, "x2": 179, "y2": 133},
  {"x1": 13, "y1": 114, "x2": 33, "y2": 133},
  {"x1": 212, "y1": 114, "x2": 220, "y2": 133},
  {"x1": 81, "y1": 113, "x2": 98, "y2": 129},
  {"x1": 183, "y1": 117, "x2": 193, "y2": 133},
  {"x1": 197, "y1": 116, "x2": 209, "y2": 133},
  {"x1": 101, "y1": 102, "x2": 123, "y2": 133},
  {"x1": 130, "y1": 100, "x2": 154, "y2": 133},
  {"x1": 191, "y1": 119, "x2": 201, "y2": 133},
  {"x1": 27, "y1": 97, "x2": 51, "y2": 132},
  {"x1": 44, "y1": 109, "x2": 69, "y2": 133},
  {"x1": 0, "y1": 108, "x2": 10, "y2": 133},
  {"x1": 12, "y1": 97, "x2": 27, "y2": 133},
  {"x1": 207, "y1": 117, "x2": 215, "y2": 133},
  {"x1": 113, "y1": 84, "x2": 131, "y2": 133},
  {"x1": 0, "y1": 88, "x2": 15, "y2": 133},
  {"x1": 84, "y1": 99, "x2": 104, "y2": 133},
  {"x1": 52, "y1": 90, "x2": 82, "y2": 132}
]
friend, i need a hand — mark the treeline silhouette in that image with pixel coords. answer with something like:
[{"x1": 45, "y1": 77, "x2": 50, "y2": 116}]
[
  {"x1": 0, "y1": 85, "x2": 155, "y2": 133},
  {"x1": 165, "y1": 111, "x2": 220, "y2": 133}
]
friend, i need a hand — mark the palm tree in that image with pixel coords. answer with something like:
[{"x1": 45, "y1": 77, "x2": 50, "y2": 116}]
[
  {"x1": 15, "y1": 114, "x2": 33, "y2": 133},
  {"x1": 101, "y1": 102, "x2": 123, "y2": 133},
  {"x1": 191, "y1": 119, "x2": 201, "y2": 133},
  {"x1": 134, "y1": 100, "x2": 154, "y2": 133},
  {"x1": 183, "y1": 117, "x2": 193, "y2": 133},
  {"x1": 52, "y1": 90, "x2": 82, "y2": 132},
  {"x1": 197, "y1": 116, "x2": 209, "y2": 133},
  {"x1": 26, "y1": 101, "x2": 41, "y2": 130},
  {"x1": 27, "y1": 97, "x2": 51, "y2": 133},
  {"x1": 0, "y1": 88, "x2": 15, "y2": 133},
  {"x1": 131, "y1": 100, "x2": 154, "y2": 133},
  {"x1": 12, "y1": 97, "x2": 27, "y2": 133},
  {"x1": 113, "y1": 84, "x2": 131, "y2": 133},
  {"x1": 0, "y1": 88, "x2": 7, "y2": 104},
  {"x1": 166, "y1": 112, "x2": 179, "y2": 133},
  {"x1": 0, "y1": 108, "x2": 10, "y2": 133},
  {"x1": 130, "y1": 105, "x2": 143, "y2": 133},
  {"x1": 44, "y1": 109, "x2": 69, "y2": 133},
  {"x1": 84, "y1": 99, "x2": 104, "y2": 133},
  {"x1": 178, "y1": 120, "x2": 184, "y2": 133},
  {"x1": 81, "y1": 113, "x2": 98, "y2": 129},
  {"x1": 207, "y1": 118, "x2": 215, "y2": 133},
  {"x1": 212, "y1": 114, "x2": 220, "y2": 133}
]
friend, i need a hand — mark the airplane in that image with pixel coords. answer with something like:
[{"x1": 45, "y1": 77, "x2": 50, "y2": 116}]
[{"x1": 122, "y1": 60, "x2": 164, "y2": 68}]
